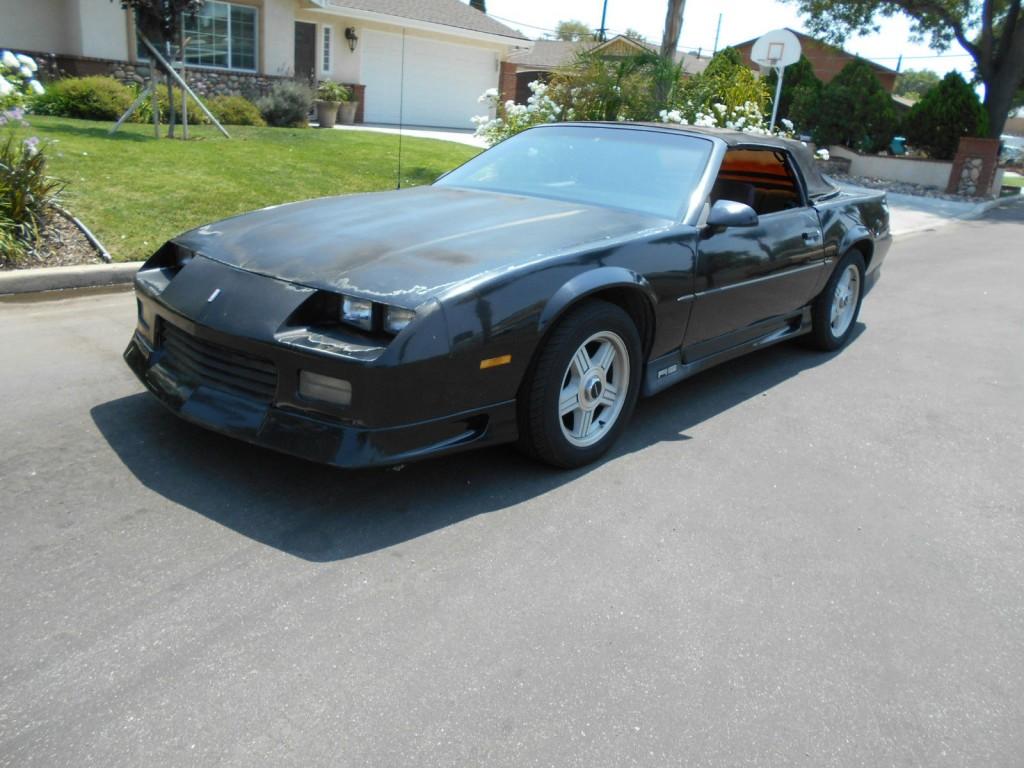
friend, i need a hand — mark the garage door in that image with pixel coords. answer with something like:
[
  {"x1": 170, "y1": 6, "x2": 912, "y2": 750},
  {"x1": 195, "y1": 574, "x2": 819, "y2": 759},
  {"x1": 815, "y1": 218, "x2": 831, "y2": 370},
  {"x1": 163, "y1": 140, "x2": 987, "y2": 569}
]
[{"x1": 360, "y1": 30, "x2": 497, "y2": 129}]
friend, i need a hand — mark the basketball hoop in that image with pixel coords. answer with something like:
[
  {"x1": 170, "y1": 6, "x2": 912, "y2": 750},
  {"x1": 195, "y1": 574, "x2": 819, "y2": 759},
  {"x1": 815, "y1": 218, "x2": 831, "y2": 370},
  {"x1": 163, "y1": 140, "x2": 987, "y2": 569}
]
[{"x1": 750, "y1": 29, "x2": 802, "y2": 130}]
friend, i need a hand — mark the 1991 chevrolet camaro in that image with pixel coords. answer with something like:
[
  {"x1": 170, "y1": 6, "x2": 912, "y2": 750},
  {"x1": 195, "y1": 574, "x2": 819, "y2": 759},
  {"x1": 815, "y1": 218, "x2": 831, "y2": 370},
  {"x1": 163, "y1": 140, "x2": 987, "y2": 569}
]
[{"x1": 125, "y1": 123, "x2": 891, "y2": 468}]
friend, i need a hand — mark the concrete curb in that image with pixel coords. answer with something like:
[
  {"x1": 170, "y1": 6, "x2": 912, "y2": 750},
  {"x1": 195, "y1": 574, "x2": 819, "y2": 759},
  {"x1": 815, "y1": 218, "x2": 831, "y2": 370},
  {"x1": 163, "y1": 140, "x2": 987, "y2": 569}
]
[{"x1": 0, "y1": 262, "x2": 142, "y2": 296}]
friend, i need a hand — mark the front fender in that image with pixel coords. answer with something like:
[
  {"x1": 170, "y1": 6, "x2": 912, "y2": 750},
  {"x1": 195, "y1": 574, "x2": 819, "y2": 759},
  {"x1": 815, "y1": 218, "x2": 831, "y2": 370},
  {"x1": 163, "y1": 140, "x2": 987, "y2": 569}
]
[{"x1": 537, "y1": 266, "x2": 658, "y2": 336}]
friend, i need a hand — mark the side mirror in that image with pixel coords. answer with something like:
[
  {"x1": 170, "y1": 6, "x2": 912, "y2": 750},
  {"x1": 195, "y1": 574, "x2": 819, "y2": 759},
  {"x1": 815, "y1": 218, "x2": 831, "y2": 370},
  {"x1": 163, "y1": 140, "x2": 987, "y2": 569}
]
[{"x1": 706, "y1": 199, "x2": 759, "y2": 229}]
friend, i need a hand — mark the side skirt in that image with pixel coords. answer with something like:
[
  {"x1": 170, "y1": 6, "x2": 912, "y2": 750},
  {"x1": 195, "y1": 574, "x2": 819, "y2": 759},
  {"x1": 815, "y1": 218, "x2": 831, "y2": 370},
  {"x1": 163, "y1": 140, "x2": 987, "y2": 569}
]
[{"x1": 641, "y1": 307, "x2": 812, "y2": 397}]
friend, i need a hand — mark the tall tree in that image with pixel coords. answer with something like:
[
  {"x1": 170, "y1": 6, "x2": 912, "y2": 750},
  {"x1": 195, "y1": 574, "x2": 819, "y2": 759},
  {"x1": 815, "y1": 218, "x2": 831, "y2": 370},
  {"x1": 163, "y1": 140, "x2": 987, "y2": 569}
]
[
  {"x1": 894, "y1": 68, "x2": 942, "y2": 98},
  {"x1": 623, "y1": 28, "x2": 648, "y2": 42},
  {"x1": 785, "y1": 0, "x2": 1024, "y2": 137},
  {"x1": 554, "y1": 20, "x2": 594, "y2": 42},
  {"x1": 659, "y1": 0, "x2": 686, "y2": 59},
  {"x1": 469, "y1": 0, "x2": 486, "y2": 13}
]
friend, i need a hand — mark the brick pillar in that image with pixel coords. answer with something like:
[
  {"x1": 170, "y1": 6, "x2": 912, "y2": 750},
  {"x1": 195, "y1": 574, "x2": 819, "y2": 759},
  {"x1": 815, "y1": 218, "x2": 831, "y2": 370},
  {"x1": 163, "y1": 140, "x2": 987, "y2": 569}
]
[
  {"x1": 350, "y1": 83, "x2": 365, "y2": 123},
  {"x1": 499, "y1": 61, "x2": 517, "y2": 104},
  {"x1": 344, "y1": 83, "x2": 366, "y2": 123},
  {"x1": 946, "y1": 137, "x2": 1000, "y2": 196}
]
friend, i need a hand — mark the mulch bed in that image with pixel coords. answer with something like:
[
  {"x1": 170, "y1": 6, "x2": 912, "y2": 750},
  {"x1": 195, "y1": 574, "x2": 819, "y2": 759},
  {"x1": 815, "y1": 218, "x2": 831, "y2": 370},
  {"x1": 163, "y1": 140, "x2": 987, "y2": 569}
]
[{"x1": 1, "y1": 208, "x2": 104, "y2": 270}]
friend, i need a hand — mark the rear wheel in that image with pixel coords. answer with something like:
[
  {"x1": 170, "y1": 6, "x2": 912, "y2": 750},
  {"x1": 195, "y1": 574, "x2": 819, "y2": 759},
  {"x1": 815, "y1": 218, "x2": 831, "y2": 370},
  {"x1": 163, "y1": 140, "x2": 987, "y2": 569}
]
[
  {"x1": 518, "y1": 300, "x2": 642, "y2": 468},
  {"x1": 807, "y1": 250, "x2": 865, "y2": 351}
]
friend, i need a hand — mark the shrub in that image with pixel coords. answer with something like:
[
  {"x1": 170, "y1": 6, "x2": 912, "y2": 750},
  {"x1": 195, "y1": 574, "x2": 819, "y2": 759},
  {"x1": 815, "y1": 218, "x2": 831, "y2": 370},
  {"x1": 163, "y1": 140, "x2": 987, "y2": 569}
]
[
  {"x1": 1, "y1": 111, "x2": 65, "y2": 265},
  {"x1": 315, "y1": 80, "x2": 351, "y2": 103},
  {"x1": 473, "y1": 81, "x2": 561, "y2": 145},
  {"x1": 131, "y1": 84, "x2": 211, "y2": 126},
  {"x1": 1, "y1": 50, "x2": 45, "y2": 110},
  {"x1": 547, "y1": 50, "x2": 680, "y2": 123},
  {"x1": 31, "y1": 76, "x2": 135, "y2": 120},
  {"x1": 205, "y1": 94, "x2": 265, "y2": 126},
  {"x1": 807, "y1": 59, "x2": 899, "y2": 152},
  {"x1": 902, "y1": 72, "x2": 987, "y2": 160},
  {"x1": 258, "y1": 81, "x2": 313, "y2": 127},
  {"x1": 662, "y1": 47, "x2": 775, "y2": 133}
]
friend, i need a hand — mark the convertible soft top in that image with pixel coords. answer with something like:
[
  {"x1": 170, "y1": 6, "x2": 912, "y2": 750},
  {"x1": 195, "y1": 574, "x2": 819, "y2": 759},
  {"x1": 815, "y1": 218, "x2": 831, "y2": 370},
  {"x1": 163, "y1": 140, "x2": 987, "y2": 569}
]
[{"x1": 559, "y1": 122, "x2": 841, "y2": 201}]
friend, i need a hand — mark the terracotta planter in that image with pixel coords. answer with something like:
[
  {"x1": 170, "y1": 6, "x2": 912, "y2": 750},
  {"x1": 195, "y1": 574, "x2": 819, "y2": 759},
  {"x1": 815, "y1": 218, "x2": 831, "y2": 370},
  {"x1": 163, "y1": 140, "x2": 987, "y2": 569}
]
[
  {"x1": 315, "y1": 100, "x2": 341, "y2": 128},
  {"x1": 339, "y1": 101, "x2": 359, "y2": 125}
]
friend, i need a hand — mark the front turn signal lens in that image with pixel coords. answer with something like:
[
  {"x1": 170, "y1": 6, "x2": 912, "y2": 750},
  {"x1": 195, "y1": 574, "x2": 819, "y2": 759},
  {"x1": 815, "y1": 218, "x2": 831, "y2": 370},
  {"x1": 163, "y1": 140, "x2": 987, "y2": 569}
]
[{"x1": 383, "y1": 306, "x2": 416, "y2": 334}]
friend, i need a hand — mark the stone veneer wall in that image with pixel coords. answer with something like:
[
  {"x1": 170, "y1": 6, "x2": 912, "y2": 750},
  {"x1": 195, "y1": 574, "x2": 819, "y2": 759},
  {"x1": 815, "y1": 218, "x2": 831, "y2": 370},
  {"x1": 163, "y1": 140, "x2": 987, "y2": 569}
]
[
  {"x1": 13, "y1": 50, "x2": 364, "y2": 121},
  {"x1": 108, "y1": 61, "x2": 289, "y2": 100}
]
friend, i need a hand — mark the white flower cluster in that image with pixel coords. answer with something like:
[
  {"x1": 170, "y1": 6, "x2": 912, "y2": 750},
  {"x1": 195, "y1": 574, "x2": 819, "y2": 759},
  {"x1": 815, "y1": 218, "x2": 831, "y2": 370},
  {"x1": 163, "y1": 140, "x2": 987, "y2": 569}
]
[
  {"x1": 472, "y1": 80, "x2": 561, "y2": 146},
  {"x1": 0, "y1": 50, "x2": 44, "y2": 106},
  {"x1": 659, "y1": 101, "x2": 795, "y2": 138},
  {"x1": 815, "y1": 148, "x2": 830, "y2": 161}
]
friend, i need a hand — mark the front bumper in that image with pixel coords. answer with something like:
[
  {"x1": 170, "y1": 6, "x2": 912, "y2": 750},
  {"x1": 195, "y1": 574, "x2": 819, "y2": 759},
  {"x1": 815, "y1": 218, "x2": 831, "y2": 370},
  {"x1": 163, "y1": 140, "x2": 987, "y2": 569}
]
[{"x1": 124, "y1": 330, "x2": 518, "y2": 469}]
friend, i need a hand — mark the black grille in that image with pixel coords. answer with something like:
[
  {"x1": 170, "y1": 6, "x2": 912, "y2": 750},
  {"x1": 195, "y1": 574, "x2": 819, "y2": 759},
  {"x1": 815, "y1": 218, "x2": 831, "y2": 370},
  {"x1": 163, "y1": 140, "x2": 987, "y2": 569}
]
[{"x1": 158, "y1": 322, "x2": 278, "y2": 402}]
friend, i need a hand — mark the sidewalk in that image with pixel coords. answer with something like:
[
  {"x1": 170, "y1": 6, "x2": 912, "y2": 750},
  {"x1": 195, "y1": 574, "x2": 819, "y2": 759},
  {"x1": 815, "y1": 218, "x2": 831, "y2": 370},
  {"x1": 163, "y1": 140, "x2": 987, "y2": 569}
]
[{"x1": 839, "y1": 183, "x2": 1017, "y2": 237}]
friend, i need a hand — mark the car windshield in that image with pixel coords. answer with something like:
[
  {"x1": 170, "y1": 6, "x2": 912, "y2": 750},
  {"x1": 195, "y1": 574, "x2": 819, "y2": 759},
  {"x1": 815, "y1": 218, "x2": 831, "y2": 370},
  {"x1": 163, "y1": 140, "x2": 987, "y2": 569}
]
[{"x1": 436, "y1": 125, "x2": 713, "y2": 220}]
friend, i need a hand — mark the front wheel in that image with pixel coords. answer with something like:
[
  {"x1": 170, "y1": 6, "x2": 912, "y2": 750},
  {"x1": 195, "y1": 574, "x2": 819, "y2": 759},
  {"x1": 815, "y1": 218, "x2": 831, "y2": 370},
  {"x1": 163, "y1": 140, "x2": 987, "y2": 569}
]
[
  {"x1": 806, "y1": 250, "x2": 866, "y2": 351},
  {"x1": 518, "y1": 300, "x2": 642, "y2": 468}
]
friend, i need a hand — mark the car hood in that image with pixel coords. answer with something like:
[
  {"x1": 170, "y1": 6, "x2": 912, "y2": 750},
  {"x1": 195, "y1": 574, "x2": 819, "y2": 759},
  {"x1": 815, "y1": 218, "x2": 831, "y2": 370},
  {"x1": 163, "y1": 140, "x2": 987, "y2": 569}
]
[{"x1": 173, "y1": 186, "x2": 670, "y2": 306}]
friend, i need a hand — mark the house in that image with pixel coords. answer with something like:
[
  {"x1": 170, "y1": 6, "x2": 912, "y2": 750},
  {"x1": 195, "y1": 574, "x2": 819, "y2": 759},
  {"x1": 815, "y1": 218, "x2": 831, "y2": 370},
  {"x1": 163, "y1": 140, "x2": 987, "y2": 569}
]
[
  {"x1": 0, "y1": 0, "x2": 530, "y2": 128},
  {"x1": 501, "y1": 34, "x2": 709, "y2": 104},
  {"x1": 731, "y1": 28, "x2": 898, "y2": 93}
]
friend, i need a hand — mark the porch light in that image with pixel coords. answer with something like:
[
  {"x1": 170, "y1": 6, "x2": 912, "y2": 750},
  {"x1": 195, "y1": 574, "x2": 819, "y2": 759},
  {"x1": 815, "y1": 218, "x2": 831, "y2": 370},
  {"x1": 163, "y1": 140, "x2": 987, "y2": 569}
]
[{"x1": 345, "y1": 27, "x2": 359, "y2": 52}]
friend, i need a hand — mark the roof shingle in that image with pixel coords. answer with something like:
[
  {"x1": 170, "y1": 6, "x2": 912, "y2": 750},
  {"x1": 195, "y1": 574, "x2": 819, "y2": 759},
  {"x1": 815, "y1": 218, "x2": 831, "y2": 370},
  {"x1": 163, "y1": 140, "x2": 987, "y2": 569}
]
[{"x1": 325, "y1": 0, "x2": 528, "y2": 41}]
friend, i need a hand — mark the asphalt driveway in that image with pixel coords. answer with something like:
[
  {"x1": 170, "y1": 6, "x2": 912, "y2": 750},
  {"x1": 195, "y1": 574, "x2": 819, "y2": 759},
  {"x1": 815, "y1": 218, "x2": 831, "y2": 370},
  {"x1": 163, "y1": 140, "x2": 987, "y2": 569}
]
[{"x1": 1, "y1": 202, "x2": 1021, "y2": 767}]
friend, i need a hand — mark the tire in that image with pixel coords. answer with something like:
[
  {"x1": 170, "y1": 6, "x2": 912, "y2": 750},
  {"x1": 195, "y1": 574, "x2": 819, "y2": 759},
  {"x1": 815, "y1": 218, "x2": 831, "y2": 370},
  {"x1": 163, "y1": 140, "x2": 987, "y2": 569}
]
[
  {"x1": 806, "y1": 249, "x2": 866, "y2": 351},
  {"x1": 517, "y1": 300, "x2": 642, "y2": 468}
]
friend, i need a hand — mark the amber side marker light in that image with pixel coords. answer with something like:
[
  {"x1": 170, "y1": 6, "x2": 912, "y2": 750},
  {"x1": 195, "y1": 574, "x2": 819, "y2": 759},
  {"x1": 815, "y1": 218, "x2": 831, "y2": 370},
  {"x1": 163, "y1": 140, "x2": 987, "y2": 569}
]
[{"x1": 480, "y1": 354, "x2": 512, "y2": 370}]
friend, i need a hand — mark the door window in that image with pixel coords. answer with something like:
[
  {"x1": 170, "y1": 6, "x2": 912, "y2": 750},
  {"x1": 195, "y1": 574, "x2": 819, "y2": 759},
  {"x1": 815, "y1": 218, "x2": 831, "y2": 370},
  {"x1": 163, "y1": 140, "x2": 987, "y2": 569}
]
[{"x1": 710, "y1": 148, "x2": 805, "y2": 216}]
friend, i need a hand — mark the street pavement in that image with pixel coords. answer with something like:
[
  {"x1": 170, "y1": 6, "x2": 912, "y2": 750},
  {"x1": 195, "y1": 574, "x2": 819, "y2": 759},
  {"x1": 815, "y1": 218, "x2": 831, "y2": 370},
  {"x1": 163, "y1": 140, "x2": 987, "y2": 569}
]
[{"x1": 1, "y1": 201, "x2": 1022, "y2": 767}]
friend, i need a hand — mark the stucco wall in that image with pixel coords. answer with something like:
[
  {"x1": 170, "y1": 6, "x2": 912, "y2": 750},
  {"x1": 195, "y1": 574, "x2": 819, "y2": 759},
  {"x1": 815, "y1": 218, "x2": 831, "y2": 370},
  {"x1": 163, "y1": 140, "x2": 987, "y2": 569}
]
[
  {"x1": 830, "y1": 145, "x2": 1004, "y2": 195},
  {"x1": 0, "y1": 0, "x2": 73, "y2": 54},
  {"x1": 0, "y1": 0, "x2": 129, "y2": 60},
  {"x1": 75, "y1": 0, "x2": 130, "y2": 60},
  {"x1": 830, "y1": 146, "x2": 953, "y2": 189}
]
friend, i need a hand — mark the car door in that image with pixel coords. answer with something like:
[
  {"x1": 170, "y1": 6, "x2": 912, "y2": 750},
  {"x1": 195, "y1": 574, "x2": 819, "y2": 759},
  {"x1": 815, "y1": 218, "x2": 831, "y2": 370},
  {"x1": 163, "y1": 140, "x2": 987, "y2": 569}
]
[{"x1": 682, "y1": 148, "x2": 826, "y2": 352}]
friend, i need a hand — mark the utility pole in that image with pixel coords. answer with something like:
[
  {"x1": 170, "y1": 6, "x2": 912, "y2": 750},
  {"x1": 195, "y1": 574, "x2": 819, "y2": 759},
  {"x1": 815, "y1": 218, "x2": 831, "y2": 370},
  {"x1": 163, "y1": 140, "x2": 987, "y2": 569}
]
[
  {"x1": 597, "y1": 0, "x2": 609, "y2": 42},
  {"x1": 713, "y1": 13, "x2": 722, "y2": 53}
]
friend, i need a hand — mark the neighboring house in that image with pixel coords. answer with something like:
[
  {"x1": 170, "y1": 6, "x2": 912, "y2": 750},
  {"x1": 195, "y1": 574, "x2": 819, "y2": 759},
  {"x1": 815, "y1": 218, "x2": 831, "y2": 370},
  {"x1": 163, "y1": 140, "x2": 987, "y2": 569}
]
[
  {"x1": 731, "y1": 28, "x2": 898, "y2": 93},
  {"x1": 501, "y1": 35, "x2": 709, "y2": 104},
  {"x1": 0, "y1": 0, "x2": 529, "y2": 128}
]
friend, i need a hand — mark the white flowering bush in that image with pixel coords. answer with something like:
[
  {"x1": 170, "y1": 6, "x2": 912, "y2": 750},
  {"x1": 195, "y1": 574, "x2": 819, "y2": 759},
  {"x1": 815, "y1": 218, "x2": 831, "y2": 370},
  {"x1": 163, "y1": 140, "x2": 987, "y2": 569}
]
[
  {"x1": 659, "y1": 101, "x2": 795, "y2": 137},
  {"x1": 472, "y1": 80, "x2": 561, "y2": 146},
  {"x1": 0, "y1": 50, "x2": 44, "y2": 110}
]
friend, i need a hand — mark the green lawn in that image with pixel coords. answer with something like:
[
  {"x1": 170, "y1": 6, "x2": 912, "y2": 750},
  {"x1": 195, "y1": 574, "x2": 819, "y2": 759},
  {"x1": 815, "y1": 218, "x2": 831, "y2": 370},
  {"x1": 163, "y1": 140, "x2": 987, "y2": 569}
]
[
  {"x1": 18, "y1": 116, "x2": 481, "y2": 262},
  {"x1": 1003, "y1": 172, "x2": 1023, "y2": 188}
]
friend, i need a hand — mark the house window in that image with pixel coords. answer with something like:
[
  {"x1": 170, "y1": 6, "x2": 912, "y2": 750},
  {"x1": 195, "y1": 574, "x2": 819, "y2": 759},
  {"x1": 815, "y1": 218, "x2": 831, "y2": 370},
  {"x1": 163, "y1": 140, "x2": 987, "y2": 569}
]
[
  {"x1": 322, "y1": 25, "x2": 332, "y2": 73},
  {"x1": 181, "y1": 1, "x2": 258, "y2": 71}
]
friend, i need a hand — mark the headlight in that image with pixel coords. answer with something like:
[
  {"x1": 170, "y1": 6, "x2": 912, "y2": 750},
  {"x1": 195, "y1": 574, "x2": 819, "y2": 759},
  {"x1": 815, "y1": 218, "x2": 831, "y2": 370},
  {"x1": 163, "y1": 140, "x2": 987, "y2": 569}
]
[
  {"x1": 341, "y1": 295, "x2": 374, "y2": 331},
  {"x1": 383, "y1": 306, "x2": 416, "y2": 334}
]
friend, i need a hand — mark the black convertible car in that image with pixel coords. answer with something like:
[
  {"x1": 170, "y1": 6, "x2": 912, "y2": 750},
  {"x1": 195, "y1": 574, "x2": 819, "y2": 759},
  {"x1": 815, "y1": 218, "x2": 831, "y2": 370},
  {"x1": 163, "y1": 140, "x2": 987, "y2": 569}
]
[{"x1": 125, "y1": 123, "x2": 890, "y2": 468}]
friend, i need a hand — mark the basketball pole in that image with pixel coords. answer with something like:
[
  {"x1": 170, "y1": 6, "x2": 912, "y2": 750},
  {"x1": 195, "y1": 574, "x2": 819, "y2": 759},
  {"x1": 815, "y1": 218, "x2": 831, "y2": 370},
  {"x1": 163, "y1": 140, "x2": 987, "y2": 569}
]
[{"x1": 769, "y1": 62, "x2": 784, "y2": 131}]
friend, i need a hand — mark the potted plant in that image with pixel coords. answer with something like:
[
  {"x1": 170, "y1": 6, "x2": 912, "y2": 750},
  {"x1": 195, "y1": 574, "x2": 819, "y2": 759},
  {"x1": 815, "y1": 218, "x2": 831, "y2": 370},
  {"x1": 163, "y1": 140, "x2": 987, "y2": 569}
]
[
  {"x1": 314, "y1": 80, "x2": 350, "y2": 128},
  {"x1": 339, "y1": 85, "x2": 359, "y2": 125}
]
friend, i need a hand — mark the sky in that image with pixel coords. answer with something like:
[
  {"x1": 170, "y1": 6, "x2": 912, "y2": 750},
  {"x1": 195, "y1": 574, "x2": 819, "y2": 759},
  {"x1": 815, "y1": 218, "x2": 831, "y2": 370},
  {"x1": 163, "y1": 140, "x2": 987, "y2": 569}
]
[{"x1": 482, "y1": 0, "x2": 976, "y2": 79}]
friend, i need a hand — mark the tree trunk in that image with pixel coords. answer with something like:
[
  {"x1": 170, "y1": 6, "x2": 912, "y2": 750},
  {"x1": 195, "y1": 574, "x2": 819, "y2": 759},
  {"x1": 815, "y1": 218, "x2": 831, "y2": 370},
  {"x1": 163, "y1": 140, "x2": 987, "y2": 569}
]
[
  {"x1": 659, "y1": 0, "x2": 686, "y2": 59},
  {"x1": 984, "y1": 75, "x2": 1018, "y2": 137},
  {"x1": 656, "y1": 0, "x2": 686, "y2": 105}
]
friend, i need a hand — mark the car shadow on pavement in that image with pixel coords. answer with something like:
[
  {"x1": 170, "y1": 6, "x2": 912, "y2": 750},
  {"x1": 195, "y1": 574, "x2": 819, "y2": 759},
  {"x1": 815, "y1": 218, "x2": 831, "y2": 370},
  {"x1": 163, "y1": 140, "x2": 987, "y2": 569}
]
[{"x1": 90, "y1": 326, "x2": 862, "y2": 562}]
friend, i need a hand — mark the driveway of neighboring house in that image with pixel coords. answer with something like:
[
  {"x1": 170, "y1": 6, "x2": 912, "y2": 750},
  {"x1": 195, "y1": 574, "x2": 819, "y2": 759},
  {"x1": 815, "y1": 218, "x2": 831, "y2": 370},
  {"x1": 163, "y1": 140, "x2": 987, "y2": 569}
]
[{"x1": 331, "y1": 123, "x2": 488, "y2": 148}]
